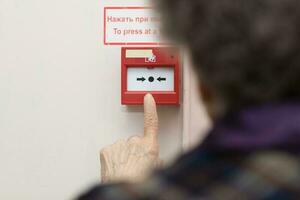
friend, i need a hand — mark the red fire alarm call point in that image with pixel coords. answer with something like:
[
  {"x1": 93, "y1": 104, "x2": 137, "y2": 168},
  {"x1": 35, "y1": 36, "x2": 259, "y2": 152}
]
[{"x1": 121, "y1": 47, "x2": 181, "y2": 105}]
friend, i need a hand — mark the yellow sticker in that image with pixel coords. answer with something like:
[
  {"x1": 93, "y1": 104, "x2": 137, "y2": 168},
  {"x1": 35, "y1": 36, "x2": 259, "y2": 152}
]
[{"x1": 125, "y1": 50, "x2": 153, "y2": 58}]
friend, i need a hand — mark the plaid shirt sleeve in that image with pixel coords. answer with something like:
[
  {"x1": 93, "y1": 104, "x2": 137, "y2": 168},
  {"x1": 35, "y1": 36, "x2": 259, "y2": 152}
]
[{"x1": 77, "y1": 149, "x2": 300, "y2": 200}]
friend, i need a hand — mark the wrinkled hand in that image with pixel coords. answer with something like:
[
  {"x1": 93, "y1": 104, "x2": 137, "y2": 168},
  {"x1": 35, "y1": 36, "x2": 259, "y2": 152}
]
[{"x1": 100, "y1": 94, "x2": 162, "y2": 183}]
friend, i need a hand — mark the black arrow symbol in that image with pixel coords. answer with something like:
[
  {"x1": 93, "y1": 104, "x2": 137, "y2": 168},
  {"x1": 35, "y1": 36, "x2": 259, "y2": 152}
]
[
  {"x1": 137, "y1": 77, "x2": 146, "y2": 82},
  {"x1": 157, "y1": 77, "x2": 166, "y2": 82}
]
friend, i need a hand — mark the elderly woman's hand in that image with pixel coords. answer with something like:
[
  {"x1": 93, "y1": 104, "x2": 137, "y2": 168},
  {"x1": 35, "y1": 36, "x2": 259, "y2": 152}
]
[{"x1": 100, "y1": 94, "x2": 162, "y2": 183}]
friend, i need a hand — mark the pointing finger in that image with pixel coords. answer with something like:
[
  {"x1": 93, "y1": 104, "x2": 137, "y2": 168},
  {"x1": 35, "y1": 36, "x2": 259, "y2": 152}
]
[{"x1": 143, "y1": 93, "x2": 158, "y2": 140}]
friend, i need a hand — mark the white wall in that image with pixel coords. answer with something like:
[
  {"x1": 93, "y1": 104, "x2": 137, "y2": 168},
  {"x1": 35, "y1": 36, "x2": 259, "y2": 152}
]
[{"x1": 0, "y1": 0, "x2": 184, "y2": 199}]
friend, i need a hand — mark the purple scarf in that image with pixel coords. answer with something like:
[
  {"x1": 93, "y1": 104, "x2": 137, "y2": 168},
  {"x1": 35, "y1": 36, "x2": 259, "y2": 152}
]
[{"x1": 203, "y1": 102, "x2": 300, "y2": 153}]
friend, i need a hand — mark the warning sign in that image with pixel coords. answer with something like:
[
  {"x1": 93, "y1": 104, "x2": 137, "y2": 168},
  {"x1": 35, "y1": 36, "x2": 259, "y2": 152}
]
[{"x1": 104, "y1": 7, "x2": 162, "y2": 45}]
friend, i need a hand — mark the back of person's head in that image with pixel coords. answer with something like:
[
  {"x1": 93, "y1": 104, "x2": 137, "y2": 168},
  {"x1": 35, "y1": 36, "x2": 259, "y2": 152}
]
[{"x1": 158, "y1": 0, "x2": 300, "y2": 116}]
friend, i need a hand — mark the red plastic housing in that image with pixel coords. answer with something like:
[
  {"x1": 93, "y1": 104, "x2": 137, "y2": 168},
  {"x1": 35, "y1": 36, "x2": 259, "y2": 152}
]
[{"x1": 121, "y1": 47, "x2": 181, "y2": 105}]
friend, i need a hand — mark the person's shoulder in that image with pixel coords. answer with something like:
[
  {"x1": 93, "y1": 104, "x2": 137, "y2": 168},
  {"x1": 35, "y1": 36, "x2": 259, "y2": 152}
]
[
  {"x1": 242, "y1": 151, "x2": 300, "y2": 188},
  {"x1": 78, "y1": 149, "x2": 300, "y2": 200},
  {"x1": 162, "y1": 149, "x2": 300, "y2": 199}
]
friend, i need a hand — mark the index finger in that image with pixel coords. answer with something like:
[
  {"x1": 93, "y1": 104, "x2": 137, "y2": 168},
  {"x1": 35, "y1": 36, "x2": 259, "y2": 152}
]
[{"x1": 143, "y1": 93, "x2": 158, "y2": 139}]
